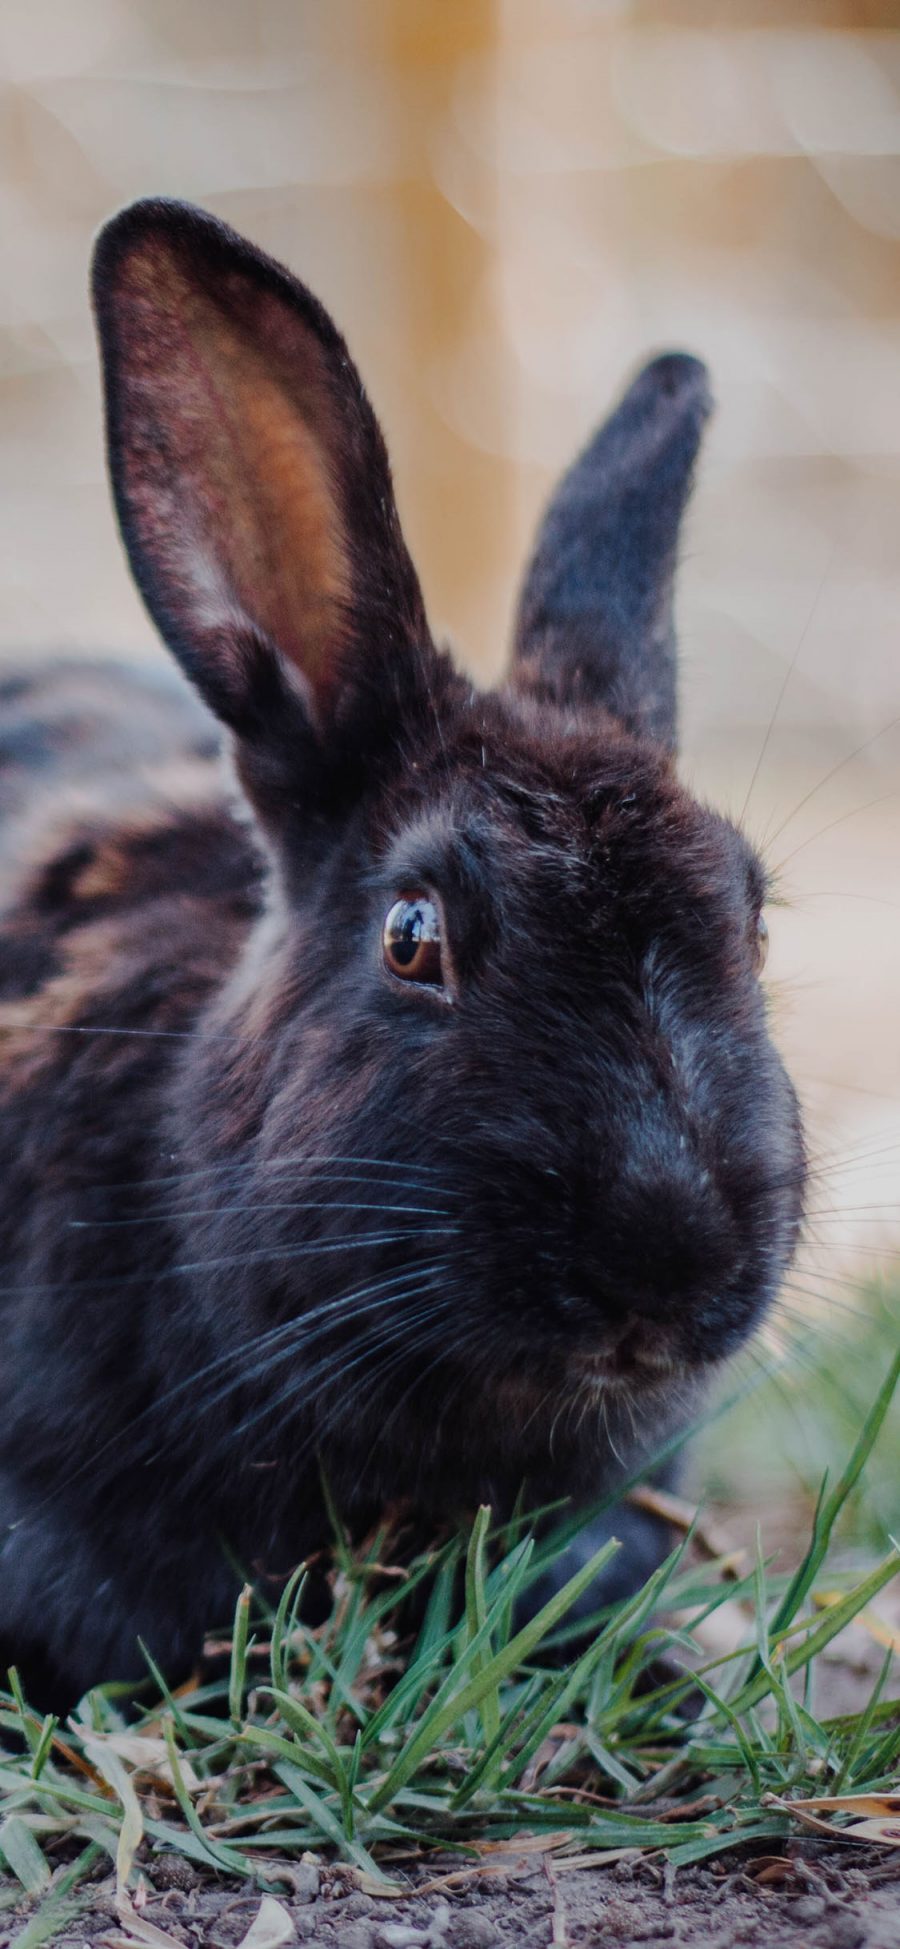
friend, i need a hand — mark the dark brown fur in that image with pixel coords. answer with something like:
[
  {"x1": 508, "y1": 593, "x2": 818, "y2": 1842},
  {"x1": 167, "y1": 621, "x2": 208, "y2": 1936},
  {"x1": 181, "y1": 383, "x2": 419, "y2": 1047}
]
[{"x1": 0, "y1": 205, "x2": 804, "y2": 1707}]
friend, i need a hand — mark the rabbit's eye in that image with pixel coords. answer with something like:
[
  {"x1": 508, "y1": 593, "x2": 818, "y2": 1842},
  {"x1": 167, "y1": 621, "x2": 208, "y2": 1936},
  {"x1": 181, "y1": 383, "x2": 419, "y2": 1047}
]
[
  {"x1": 752, "y1": 911, "x2": 769, "y2": 974},
  {"x1": 383, "y1": 895, "x2": 444, "y2": 988}
]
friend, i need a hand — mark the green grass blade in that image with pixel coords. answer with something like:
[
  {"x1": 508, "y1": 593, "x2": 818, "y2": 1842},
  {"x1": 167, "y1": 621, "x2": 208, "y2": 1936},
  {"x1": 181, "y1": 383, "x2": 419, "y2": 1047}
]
[
  {"x1": 772, "y1": 1346, "x2": 900, "y2": 1638},
  {"x1": 731, "y1": 1549, "x2": 900, "y2": 1715},
  {"x1": 274, "y1": 1761, "x2": 383, "y2": 1877},
  {"x1": 229, "y1": 1583, "x2": 254, "y2": 1729},
  {"x1": 270, "y1": 1564, "x2": 307, "y2": 1695},
  {"x1": 368, "y1": 1535, "x2": 619, "y2": 1812},
  {"x1": 0, "y1": 1817, "x2": 51, "y2": 1895},
  {"x1": 464, "y1": 1505, "x2": 500, "y2": 1750},
  {"x1": 162, "y1": 1723, "x2": 253, "y2": 1878}
]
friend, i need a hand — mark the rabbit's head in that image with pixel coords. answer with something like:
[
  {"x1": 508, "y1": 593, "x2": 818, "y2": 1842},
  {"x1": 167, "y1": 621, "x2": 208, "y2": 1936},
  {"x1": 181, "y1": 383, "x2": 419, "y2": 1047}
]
[{"x1": 92, "y1": 203, "x2": 804, "y2": 1500}]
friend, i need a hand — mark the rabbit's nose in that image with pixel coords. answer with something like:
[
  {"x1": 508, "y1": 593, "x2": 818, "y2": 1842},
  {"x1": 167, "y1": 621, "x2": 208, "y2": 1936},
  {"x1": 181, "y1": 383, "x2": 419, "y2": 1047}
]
[
  {"x1": 599, "y1": 1321, "x2": 660, "y2": 1377},
  {"x1": 592, "y1": 1164, "x2": 741, "y2": 1321}
]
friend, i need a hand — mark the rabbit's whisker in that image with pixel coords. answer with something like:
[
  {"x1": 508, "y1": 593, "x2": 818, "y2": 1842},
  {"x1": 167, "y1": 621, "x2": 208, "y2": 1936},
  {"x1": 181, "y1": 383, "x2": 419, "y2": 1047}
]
[
  {"x1": 129, "y1": 1263, "x2": 472, "y2": 1472},
  {"x1": 797, "y1": 1242, "x2": 899, "y2": 1259},
  {"x1": 778, "y1": 1276, "x2": 884, "y2": 1313},
  {"x1": 800, "y1": 1075, "x2": 899, "y2": 1104},
  {"x1": 739, "y1": 540, "x2": 837, "y2": 831},
  {"x1": 172, "y1": 1229, "x2": 461, "y2": 1280},
  {"x1": 0, "y1": 1021, "x2": 308, "y2": 1044},
  {"x1": 231, "y1": 1287, "x2": 459, "y2": 1449},
  {"x1": 70, "y1": 1153, "x2": 454, "y2": 1200},
  {"x1": 802, "y1": 1204, "x2": 900, "y2": 1220},
  {"x1": 194, "y1": 1272, "x2": 454, "y2": 1416},
  {"x1": 343, "y1": 1309, "x2": 499, "y2": 1468},
  {"x1": 346, "y1": 1314, "x2": 487, "y2": 1483},
  {"x1": 802, "y1": 890, "x2": 900, "y2": 917},
  {"x1": 0, "y1": 1228, "x2": 459, "y2": 1302},
  {"x1": 773, "y1": 788, "x2": 900, "y2": 878},
  {"x1": 70, "y1": 1197, "x2": 457, "y2": 1230},
  {"x1": 15, "y1": 1263, "x2": 454, "y2": 1517},
  {"x1": 762, "y1": 706, "x2": 900, "y2": 853},
  {"x1": 793, "y1": 1266, "x2": 894, "y2": 1294},
  {"x1": 802, "y1": 1149, "x2": 900, "y2": 1189}
]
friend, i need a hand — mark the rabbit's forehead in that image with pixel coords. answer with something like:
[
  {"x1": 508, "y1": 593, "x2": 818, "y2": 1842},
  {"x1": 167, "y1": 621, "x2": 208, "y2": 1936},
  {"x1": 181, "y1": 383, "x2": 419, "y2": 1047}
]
[
  {"x1": 364, "y1": 688, "x2": 766, "y2": 959},
  {"x1": 376, "y1": 753, "x2": 750, "y2": 957}
]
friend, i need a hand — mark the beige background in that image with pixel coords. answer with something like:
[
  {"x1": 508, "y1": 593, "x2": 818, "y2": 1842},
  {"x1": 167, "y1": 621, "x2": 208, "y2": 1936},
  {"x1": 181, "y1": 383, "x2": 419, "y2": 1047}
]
[{"x1": 1, "y1": 0, "x2": 898, "y2": 1302}]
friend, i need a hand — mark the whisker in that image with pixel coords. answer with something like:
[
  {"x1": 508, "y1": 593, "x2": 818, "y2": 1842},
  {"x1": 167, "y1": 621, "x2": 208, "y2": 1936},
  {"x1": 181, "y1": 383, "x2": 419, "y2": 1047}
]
[
  {"x1": 800, "y1": 1076, "x2": 900, "y2": 1103},
  {"x1": 229, "y1": 1283, "x2": 458, "y2": 1448},
  {"x1": 739, "y1": 1340, "x2": 807, "y2": 1419},
  {"x1": 775, "y1": 1293, "x2": 867, "y2": 1335},
  {"x1": 762, "y1": 708, "x2": 900, "y2": 852},
  {"x1": 802, "y1": 1145, "x2": 900, "y2": 1185},
  {"x1": 773, "y1": 788, "x2": 900, "y2": 878},
  {"x1": 801, "y1": 890, "x2": 900, "y2": 917},
  {"x1": 10, "y1": 1262, "x2": 453, "y2": 1519},
  {"x1": 739, "y1": 540, "x2": 837, "y2": 830},
  {"x1": 69, "y1": 1197, "x2": 457, "y2": 1231},
  {"x1": 65, "y1": 1153, "x2": 453, "y2": 1201},
  {"x1": 779, "y1": 1275, "x2": 864, "y2": 1308},
  {"x1": 803, "y1": 1204, "x2": 900, "y2": 1218},
  {"x1": 797, "y1": 1242, "x2": 899, "y2": 1259},
  {"x1": 181, "y1": 1266, "x2": 454, "y2": 1414},
  {"x1": 200, "y1": 1271, "x2": 453, "y2": 1414},
  {"x1": 0, "y1": 1021, "x2": 257, "y2": 1043},
  {"x1": 784, "y1": 1265, "x2": 888, "y2": 1295},
  {"x1": 0, "y1": 1227, "x2": 460, "y2": 1302},
  {"x1": 347, "y1": 1314, "x2": 487, "y2": 1478}
]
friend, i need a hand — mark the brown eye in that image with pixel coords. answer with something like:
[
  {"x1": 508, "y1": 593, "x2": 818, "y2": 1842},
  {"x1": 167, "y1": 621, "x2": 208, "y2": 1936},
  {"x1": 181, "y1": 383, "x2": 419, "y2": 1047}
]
[
  {"x1": 752, "y1": 911, "x2": 769, "y2": 974},
  {"x1": 383, "y1": 894, "x2": 444, "y2": 988}
]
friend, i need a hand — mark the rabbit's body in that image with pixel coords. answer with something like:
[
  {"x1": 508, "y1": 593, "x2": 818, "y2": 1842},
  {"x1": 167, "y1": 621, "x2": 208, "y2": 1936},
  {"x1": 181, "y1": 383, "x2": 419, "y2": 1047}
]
[
  {"x1": 0, "y1": 664, "x2": 264, "y2": 1694},
  {"x1": 0, "y1": 204, "x2": 805, "y2": 1707}
]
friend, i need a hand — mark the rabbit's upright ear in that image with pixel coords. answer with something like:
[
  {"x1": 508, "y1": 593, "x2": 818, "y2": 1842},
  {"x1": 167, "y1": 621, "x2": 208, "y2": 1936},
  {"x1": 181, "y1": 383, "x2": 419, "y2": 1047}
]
[
  {"x1": 510, "y1": 355, "x2": 712, "y2": 752},
  {"x1": 93, "y1": 200, "x2": 434, "y2": 812}
]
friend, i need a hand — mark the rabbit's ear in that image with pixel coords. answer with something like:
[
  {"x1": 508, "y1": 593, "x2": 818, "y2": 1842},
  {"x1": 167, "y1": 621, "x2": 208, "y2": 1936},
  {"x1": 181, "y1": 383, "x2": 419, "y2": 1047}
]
[
  {"x1": 92, "y1": 200, "x2": 433, "y2": 800},
  {"x1": 510, "y1": 354, "x2": 712, "y2": 751}
]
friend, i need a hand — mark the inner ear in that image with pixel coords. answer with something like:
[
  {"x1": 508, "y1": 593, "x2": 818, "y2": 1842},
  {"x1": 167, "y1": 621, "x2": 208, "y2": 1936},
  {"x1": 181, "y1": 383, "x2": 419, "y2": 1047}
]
[
  {"x1": 160, "y1": 282, "x2": 354, "y2": 704},
  {"x1": 93, "y1": 200, "x2": 430, "y2": 739}
]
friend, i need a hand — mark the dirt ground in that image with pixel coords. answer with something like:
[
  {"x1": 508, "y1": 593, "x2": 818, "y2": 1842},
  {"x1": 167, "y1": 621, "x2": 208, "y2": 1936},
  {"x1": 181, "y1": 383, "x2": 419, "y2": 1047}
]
[
  {"x1": 8, "y1": 1837, "x2": 900, "y2": 1949},
  {"x1": 3, "y1": 1536, "x2": 898, "y2": 1948}
]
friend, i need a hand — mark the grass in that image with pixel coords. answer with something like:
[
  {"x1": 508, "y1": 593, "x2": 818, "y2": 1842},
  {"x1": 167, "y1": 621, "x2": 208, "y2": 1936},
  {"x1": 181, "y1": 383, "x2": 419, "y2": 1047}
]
[
  {"x1": 693, "y1": 1274, "x2": 900, "y2": 1555},
  {"x1": 0, "y1": 1301, "x2": 898, "y2": 1944}
]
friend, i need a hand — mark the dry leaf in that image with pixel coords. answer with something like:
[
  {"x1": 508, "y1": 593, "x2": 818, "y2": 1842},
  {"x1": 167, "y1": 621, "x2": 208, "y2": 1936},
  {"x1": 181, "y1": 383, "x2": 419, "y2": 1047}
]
[
  {"x1": 236, "y1": 1895, "x2": 296, "y2": 1948},
  {"x1": 764, "y1": 1786, "x2": 900, "y2": 1847},
  {"x1": 839, "y1": 1818, "x2": 900, "y2": 1846},
  {"x1": 105, "y1": 1886, "x2": 185, "y2": 1949},
  {"x1": 770, "y1": 1787, "x2": 900, "y2": 1817},
  {"x1": 748, "y1": 1858, "x2": 795, "y2": 1886},
  {"x1": 353, "y1": 1871, "x2": 407, "y2": 1897},
  {"x1": 365, "y1": 1833, "x2": 577, "y2": 1900},
  {"x1": 81, "y1": 1736, "x2": 144, "y2": 1892},
  {"x1": 553, "y1": 1849, "x2": 646, "y2": 1874},
  {"x1": 88, "y1": 1733, "x2": 201, "y2": 1793},
  {"x1": 469, "y1": 1831, "x2": 573, "y2": 1857}
]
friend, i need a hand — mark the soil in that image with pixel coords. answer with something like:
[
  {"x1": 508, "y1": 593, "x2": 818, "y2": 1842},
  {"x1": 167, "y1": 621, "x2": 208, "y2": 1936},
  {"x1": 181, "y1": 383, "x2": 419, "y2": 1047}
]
[
  {"x1": 8, "y1": 1838, "x2": 900, "y2": 1949},
  {"x1": 4, "y1": 1519, "x2": 898, "y2": 1947}
]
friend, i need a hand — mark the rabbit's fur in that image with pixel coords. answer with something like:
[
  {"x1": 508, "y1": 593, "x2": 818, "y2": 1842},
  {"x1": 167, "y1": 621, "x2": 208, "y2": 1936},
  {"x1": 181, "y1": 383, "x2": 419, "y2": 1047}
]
[{"x1": 0, "y1": 203, "x2": 805, "y2": 1707}]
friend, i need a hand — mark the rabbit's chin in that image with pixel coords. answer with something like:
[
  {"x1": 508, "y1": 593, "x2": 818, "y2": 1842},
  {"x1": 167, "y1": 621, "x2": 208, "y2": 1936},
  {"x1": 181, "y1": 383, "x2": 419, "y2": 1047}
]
[
  {"x1": 559, "y1": 1348, "x2": 701, "y2": 1424},
  {"x1": 489, "y1": 1344, "x2": 704, "y2": 1449},
  {"x1": 569, "y1": 1349, "x2": 683, "y2": 1392}
]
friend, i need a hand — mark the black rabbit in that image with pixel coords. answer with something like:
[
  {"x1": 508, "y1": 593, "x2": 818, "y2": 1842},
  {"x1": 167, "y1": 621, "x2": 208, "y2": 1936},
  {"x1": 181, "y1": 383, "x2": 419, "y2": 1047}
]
[{"x1": 0, "y1": 202, "x2": 805, "y2": 1709}]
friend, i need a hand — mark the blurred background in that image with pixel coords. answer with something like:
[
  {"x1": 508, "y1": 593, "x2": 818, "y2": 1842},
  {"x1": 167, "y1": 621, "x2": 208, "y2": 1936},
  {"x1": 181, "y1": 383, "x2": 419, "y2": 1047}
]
[{"x1": 1, "y1": 1, "x2": 898, "y2": 1534}]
